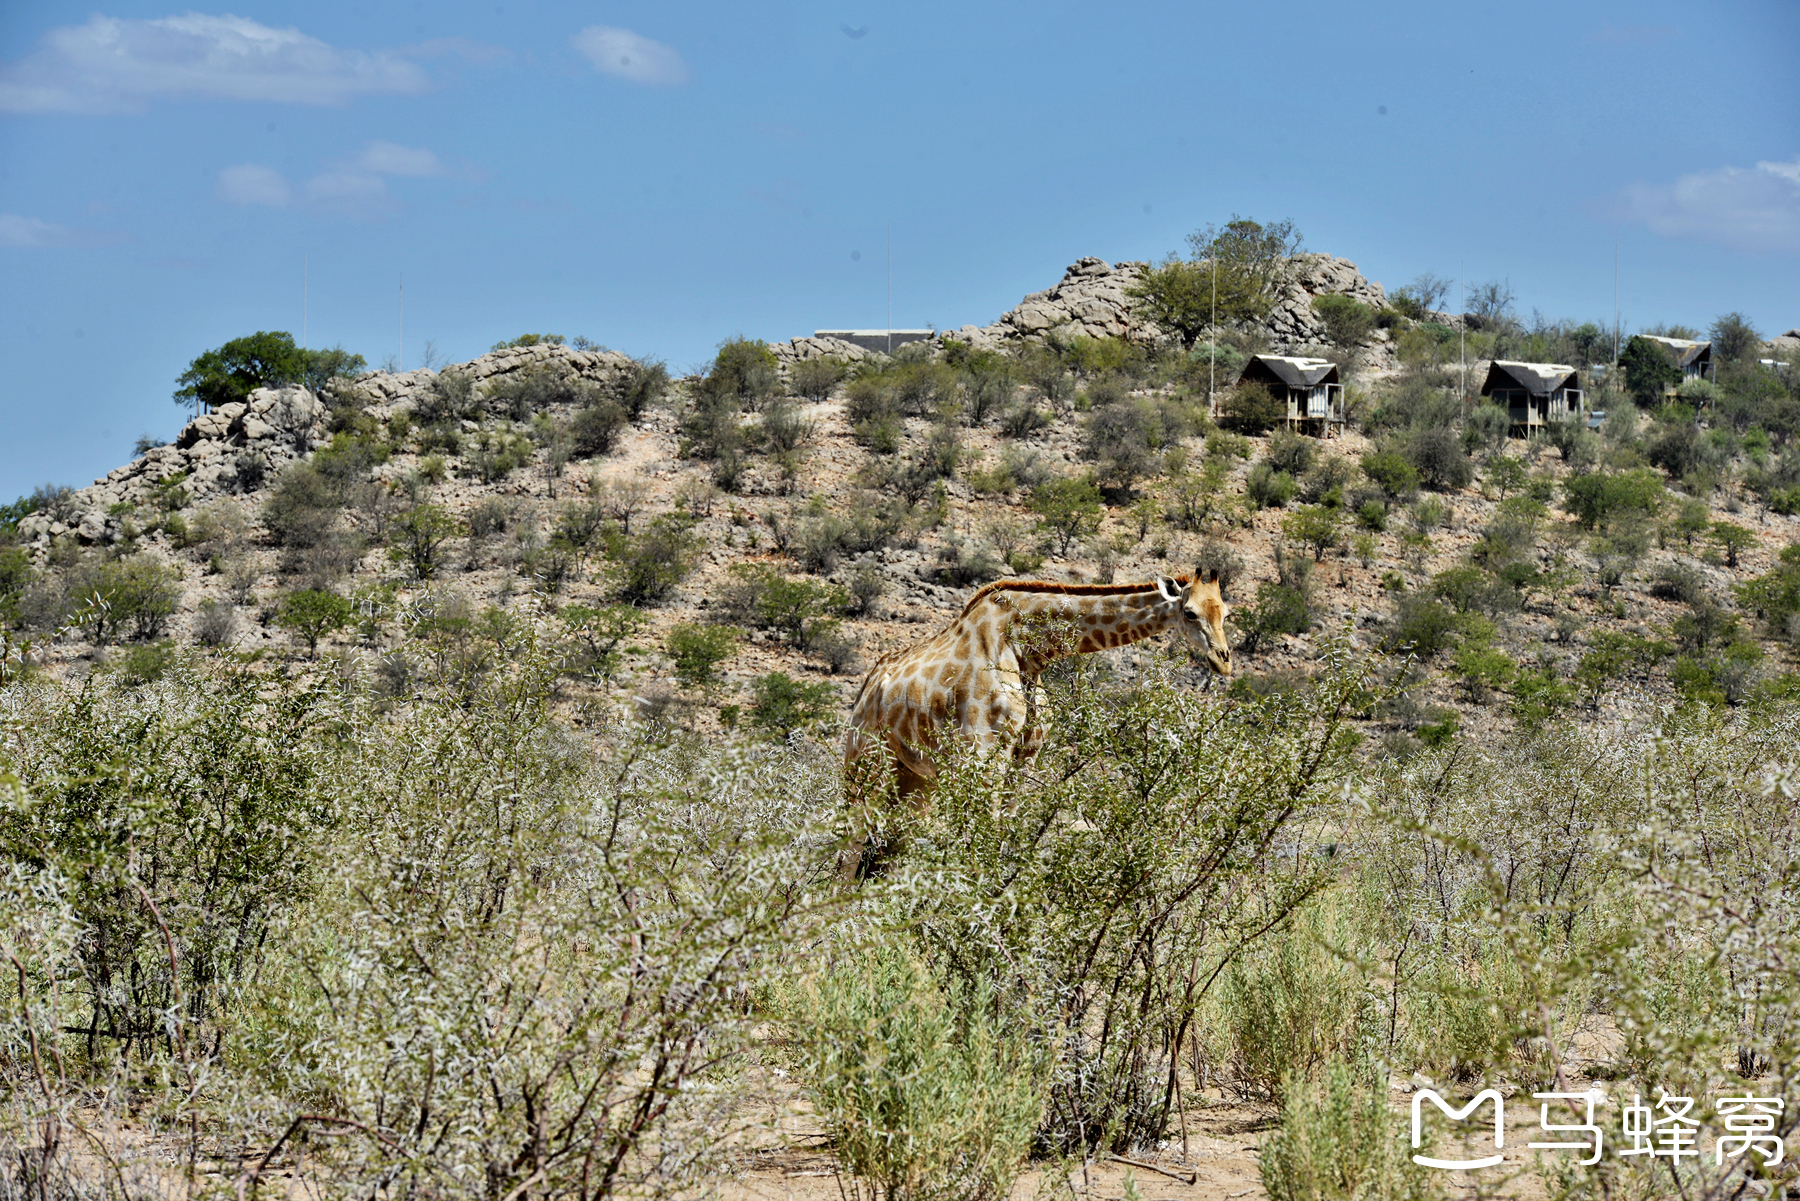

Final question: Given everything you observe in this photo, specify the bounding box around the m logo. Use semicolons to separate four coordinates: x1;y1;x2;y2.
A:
1412;1089;1506;1169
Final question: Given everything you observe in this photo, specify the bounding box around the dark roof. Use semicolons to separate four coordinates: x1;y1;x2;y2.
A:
1481;360;1579;397
1240;354;1339;390
1641;335;1712;370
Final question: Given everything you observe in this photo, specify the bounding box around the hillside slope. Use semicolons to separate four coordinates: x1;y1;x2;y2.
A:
7;252;1799;749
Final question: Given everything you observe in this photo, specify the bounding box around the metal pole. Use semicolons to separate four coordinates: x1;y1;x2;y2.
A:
302;252;307;349
399;273;404;370
1613;244;1620;367
1459;262;1465;406
886;224;892;354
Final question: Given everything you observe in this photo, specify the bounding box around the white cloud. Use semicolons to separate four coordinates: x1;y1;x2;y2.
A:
1621;155;1800;254
355;140;448;177
303;170;395;219
571;26;688;86
0;212;127;247
216;163;293;207
214;142;461;220
0;13;430;114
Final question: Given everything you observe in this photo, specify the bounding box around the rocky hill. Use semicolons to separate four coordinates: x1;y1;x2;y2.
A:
7;252;1799;750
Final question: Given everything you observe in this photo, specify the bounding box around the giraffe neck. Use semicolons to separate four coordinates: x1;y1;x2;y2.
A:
999;587;1181;673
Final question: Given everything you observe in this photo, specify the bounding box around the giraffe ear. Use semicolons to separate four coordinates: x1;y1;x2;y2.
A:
1155;575;1182;602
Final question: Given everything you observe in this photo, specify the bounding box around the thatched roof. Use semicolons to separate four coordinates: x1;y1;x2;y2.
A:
1481;360;1579;397
1641;335;1712;370
1240;354;1339;390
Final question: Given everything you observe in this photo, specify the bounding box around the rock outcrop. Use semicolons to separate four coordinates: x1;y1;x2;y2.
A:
18;341;636;546
991;256;1150;343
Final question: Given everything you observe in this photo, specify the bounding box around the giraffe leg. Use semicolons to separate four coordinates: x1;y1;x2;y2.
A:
839;733;936;884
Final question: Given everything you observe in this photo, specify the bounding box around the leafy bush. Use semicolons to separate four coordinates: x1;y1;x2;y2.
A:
899;645;1371;1153
1360;447;1421;497
791;355;849;401
1563;468;1664;530
68;555;182;643
614;357;670;418
172;330;309;410
571;398;630;457
557;602;647;680
747;670;837;736
719;562;850;647
1219;380;1283;432
276;587;353;656
1382;594;1459;658
1620;334;1681;402
1311;294;1377;347
603;513;699;604
1404;427;1472;492
1080;401;1160;494
1283;504;1343;563
666;622;739;689
703;337;780;409
792;945;1046;1201
416;367;476;423
261;462;341;549
0;666;328;1065
1259;1059;1435;1201
1265;428;1316;477
388;504;458;579
1026;477;1103;555
1245;461;1298;510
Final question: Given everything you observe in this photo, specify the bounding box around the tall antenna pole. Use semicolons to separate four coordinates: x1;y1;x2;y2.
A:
398;273;404;371
1613;243;1620;367
302;252;308;349
1210;253;1217;416
886;224;892;354
1459;261;1466;405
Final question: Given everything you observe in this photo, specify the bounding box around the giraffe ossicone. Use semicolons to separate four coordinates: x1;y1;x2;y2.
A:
841;570;1231;872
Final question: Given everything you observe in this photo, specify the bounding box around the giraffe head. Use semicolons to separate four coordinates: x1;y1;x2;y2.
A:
1158;570;1231;676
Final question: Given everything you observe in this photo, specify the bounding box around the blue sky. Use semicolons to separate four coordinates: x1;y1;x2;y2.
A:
2;0;1797;500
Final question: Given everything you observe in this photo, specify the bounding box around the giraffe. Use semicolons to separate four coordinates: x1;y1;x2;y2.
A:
841;570;1231;870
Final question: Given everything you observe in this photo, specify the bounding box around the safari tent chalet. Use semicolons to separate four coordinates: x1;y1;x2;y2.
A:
1641;335;1715;386
1238;355;1345;435
1480;361;1584;435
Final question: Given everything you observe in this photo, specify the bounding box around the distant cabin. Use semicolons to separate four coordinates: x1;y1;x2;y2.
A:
1238;355;1345;435
1480;361;1584;434
1641;335;1714;386
813;329;935;354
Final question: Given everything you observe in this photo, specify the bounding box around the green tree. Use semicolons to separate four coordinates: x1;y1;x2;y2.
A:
604;513;699;605
174;331;310;411
1708;312;1761;365
1709;521;1755;569
277;588;353;656
559;603;647;680
747;671;836;737
667;623;740;690
1670;497;1711;548
302;345;368;392
1027;477;1103;555
1563;469;1664;530
389;504;458;580
1281;504;1342;562
1311;295;1376;347
1619;335;1680;404
1452;643;1516;703
1128;216;1303;345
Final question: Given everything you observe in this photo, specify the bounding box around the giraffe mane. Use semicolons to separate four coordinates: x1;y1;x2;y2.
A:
959;575;1194;617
